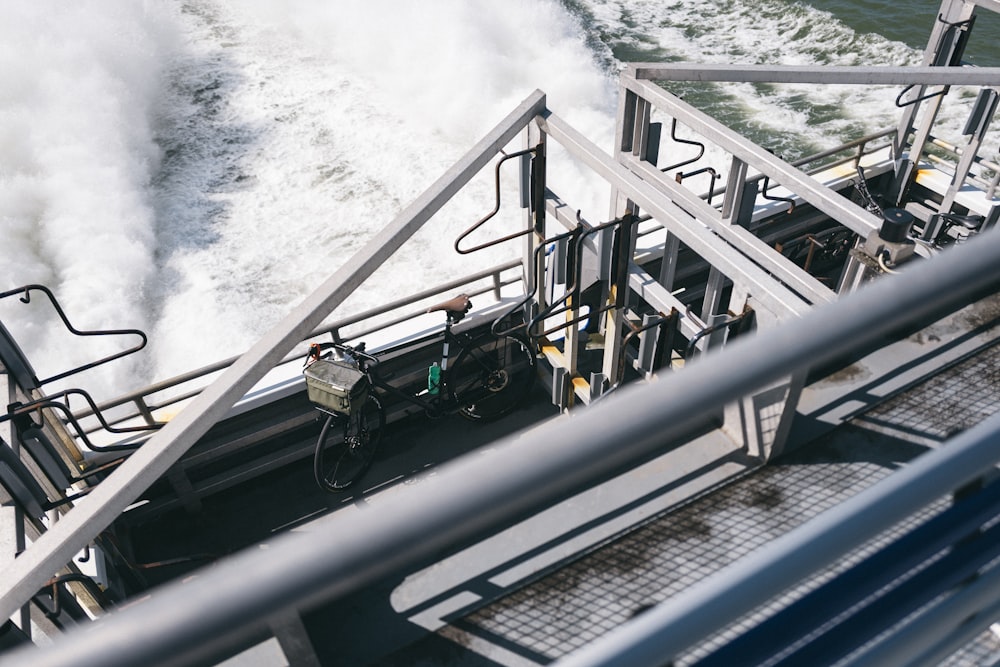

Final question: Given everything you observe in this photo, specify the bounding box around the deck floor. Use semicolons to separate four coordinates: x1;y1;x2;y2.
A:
377;339;1000;666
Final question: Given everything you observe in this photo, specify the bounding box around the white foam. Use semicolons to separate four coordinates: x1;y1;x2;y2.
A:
0;1;178;398
144;0;618;382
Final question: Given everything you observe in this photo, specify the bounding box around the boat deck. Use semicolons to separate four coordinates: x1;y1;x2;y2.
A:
115;296;1000;666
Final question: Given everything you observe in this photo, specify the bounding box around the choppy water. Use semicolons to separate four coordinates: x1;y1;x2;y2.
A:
0;0;996;399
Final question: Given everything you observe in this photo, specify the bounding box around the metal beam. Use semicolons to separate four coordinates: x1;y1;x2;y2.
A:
537;111;812;318
623;77;883;238
0;89;548;625
8;207;1000;667
625;156;836;305
628;63;1000;86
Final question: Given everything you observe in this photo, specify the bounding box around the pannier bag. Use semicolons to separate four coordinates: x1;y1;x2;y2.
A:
304;358;370;415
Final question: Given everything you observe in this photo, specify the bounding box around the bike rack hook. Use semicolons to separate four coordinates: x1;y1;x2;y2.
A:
454;145;540;255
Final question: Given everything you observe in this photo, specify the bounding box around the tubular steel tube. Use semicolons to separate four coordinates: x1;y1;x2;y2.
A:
6;235;1000;665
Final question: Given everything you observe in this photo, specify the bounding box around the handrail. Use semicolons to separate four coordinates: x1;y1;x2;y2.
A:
10;207;1000;667
924;134;1000;195
73;260;523;435
675;166;720;205
4;388;160;453
559;409;1000;667
0;284;148;386
760;174;795;214
660;118;706;173
740;128;895;184
682;308;754;361
895;82;949;108
528;215;633;338
613;311;677;387
493;213;630;339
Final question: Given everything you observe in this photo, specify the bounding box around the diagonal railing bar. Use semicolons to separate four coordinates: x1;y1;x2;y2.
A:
537;110;812;318
0;89;548;626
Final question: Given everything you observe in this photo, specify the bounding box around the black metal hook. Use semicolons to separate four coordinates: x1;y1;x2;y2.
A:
675;166;720;205
895;83;949;109
684;309;754;360
897;13;974;107
490;212;631;339
4;386;161;452
0;284;148;386
761;175;795;214
454;145;540;255
661;118;706;174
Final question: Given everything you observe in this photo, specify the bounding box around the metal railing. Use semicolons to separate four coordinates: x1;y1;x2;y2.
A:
5;193;1000;667
560;405;1000;667
72;260;523;436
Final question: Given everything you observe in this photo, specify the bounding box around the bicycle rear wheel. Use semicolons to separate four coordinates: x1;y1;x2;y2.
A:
313;394;384;492
449;334;536;421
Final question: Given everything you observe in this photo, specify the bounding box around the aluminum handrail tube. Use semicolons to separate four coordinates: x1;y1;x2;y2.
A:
7;233;1000;667
88;271;519;431
694;480;1000;667
793;128;895;171
627;63;1000;87
78;274;524;435
0;89;548;629
842;557;1000;666
972;0;1000;15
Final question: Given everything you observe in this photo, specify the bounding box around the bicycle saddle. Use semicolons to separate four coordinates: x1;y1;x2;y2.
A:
427;294;472;322
939;213;984;230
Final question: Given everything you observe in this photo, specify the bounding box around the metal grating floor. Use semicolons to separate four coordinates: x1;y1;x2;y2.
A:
448;440;928;664
440;341;1000;665
854;339;1000;445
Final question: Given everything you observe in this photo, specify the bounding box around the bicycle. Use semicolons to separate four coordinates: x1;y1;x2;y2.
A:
303;294;536;492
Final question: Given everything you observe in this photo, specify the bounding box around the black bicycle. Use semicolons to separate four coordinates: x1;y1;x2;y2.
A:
303;294;536;492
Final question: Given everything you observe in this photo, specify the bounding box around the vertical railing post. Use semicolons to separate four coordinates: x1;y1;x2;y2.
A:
931;88;999;238
601;212;636;384
721;156;751;227
523;122;548;327
2;372;31;640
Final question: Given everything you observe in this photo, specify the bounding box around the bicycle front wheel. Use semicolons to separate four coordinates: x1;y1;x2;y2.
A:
449;334;536;421
313;394;384;492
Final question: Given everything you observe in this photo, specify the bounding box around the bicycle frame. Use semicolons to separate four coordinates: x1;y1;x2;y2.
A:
305;297;535;492
307;292;533;426
364;321;473;419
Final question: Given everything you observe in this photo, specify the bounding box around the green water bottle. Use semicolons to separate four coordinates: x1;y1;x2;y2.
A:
428;362;441;395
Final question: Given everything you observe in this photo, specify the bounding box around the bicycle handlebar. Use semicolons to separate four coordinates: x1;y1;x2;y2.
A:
305;341;380;369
